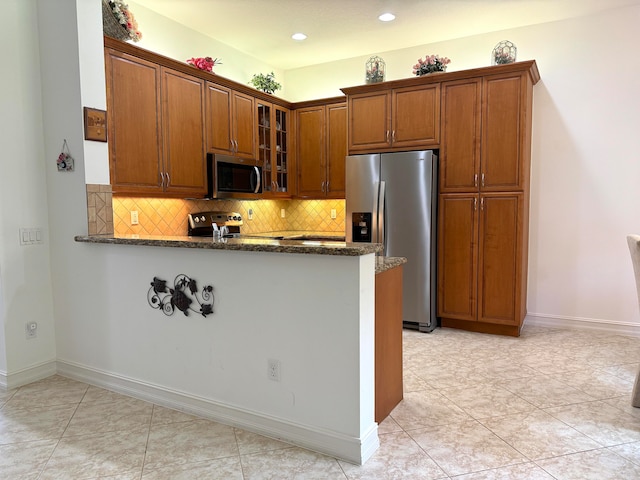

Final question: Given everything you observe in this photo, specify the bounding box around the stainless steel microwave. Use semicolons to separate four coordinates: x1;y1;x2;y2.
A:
207;154;262;199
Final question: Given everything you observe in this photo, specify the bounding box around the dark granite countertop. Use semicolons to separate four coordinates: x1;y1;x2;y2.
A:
74;234;382;256
375;256;407;274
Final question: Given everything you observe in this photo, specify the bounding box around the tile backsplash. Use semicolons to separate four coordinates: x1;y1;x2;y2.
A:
112;196;345;236
86;184;114;235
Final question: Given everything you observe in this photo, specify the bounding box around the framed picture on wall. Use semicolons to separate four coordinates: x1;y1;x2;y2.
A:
83;107;107;142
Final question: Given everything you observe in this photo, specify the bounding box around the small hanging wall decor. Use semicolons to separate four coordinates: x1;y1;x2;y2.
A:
57;139;74;172
83;107;107;142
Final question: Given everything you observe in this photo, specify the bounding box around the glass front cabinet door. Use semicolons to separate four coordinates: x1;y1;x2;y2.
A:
257;101;290;197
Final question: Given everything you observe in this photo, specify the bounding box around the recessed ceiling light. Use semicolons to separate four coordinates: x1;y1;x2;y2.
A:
378;13;395;22
292;33;307;41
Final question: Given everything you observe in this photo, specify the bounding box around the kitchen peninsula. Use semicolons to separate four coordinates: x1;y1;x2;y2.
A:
74;233;403;465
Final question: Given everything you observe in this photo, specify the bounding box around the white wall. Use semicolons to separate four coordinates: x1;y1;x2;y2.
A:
0;0;56;386
128;2;285;96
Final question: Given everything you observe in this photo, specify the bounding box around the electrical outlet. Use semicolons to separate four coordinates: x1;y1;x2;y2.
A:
330;209;337;219
268;359;281;382
280;208;286;218
130;211;139;225
248;208;254;220
25;322;37;339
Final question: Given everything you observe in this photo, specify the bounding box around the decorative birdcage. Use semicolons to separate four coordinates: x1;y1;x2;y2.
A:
365;56;386;84
492;40;517;65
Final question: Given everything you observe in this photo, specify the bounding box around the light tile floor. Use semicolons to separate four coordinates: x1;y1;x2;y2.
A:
2;324;640;479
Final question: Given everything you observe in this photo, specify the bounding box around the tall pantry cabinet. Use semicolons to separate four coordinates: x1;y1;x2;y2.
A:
437;63;538;336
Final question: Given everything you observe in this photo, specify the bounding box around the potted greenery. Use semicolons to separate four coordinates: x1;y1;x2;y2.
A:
249;72;281;94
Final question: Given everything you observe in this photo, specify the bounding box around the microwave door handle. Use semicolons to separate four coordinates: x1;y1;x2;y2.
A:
252;166;261;193
378;181;386;251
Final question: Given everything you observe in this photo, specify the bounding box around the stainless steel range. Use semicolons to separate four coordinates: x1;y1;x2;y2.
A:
187;211;243;237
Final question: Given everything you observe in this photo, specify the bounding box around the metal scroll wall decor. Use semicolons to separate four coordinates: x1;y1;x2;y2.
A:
148;274;214;317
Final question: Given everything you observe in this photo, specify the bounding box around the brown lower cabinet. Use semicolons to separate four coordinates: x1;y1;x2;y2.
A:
375;264;404;423
437;193;527;336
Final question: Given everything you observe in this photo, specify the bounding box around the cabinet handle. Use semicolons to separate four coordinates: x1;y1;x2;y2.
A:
481;197;484;211
392;130;396;143
474;198;477;211
234;139;238;152
160;171;165;187
166;172;170;187
481;173;485;187
321;181;325;193
386;130;390;143
326;181;330;192
474;174;478;187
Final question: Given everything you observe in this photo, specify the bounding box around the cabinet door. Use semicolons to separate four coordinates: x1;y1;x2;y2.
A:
232;91;255;159
440;79;482;192
273;106;291;196
481;74;526;191
161;68;206;196
348;91;391;152
258;103;291;197
437;194;478;322
478;194;523;325
206;83;232;154
391;85;440;148
326;103;347;198
105;49;162;194
296;106;325;197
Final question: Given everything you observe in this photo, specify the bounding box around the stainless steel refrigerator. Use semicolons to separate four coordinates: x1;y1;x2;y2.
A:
345;151;438;332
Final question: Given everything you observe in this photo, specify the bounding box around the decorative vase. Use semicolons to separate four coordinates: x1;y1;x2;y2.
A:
492;40;517;65
365;56;386;84
417;65;447;76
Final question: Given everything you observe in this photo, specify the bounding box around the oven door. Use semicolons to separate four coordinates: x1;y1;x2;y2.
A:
210;155;262;199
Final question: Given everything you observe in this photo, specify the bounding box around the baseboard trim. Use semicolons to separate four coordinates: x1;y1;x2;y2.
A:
56;360;377;465
525;313;640;337
0;360;57;390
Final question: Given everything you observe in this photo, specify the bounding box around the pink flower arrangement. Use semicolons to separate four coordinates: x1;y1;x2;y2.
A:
186;57;222;73
413;55;451;76
106;0;142;42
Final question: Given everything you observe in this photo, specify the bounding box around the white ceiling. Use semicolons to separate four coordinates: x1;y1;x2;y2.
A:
132;0;640;70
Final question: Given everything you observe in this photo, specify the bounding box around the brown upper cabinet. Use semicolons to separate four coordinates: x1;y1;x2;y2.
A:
296;101;347;198
206;83;255;159
257;101;292;197
345;84;440;153
105;48;206;197
440;71;532;193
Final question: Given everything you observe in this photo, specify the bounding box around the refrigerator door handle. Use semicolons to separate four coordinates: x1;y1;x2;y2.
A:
378;180;386;250
371;182;379;243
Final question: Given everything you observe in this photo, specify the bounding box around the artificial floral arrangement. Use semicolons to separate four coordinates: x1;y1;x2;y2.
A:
186;57;222;73
493;51;515;64
413;54;451;76
492;40;517;65
249;72;281;94
366;59;385;84
102;0;142;42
